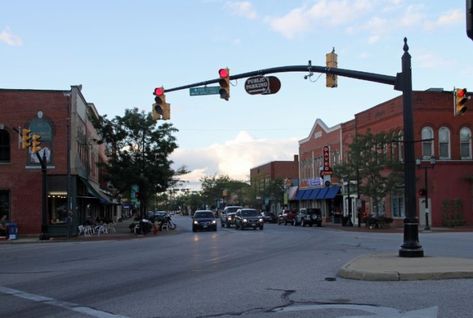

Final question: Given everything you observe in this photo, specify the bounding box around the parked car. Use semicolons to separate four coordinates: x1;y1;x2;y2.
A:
294;208;322;227
234;208;264;230
261;212;277;223
220;205;242;228
277;209;296;225
192;210;217;232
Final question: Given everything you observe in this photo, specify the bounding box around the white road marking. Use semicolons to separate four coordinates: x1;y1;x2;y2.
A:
0;286;130;318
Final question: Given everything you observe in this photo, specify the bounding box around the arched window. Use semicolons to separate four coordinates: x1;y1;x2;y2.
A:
421;127;434;158
0;129;10;162
460;127;472;159
438;127;451;159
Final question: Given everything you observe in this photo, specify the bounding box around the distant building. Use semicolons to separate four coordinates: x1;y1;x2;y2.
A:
250;155;299;214
0;86;120;237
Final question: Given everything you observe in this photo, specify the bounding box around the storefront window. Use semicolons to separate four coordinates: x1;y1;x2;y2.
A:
0;190;9;219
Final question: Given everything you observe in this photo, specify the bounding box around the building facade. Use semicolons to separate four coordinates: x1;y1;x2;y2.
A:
300;89;473;227
0;87;119;237
250;155;299;213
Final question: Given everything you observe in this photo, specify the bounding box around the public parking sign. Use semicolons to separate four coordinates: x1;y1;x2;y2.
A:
245;76;281;95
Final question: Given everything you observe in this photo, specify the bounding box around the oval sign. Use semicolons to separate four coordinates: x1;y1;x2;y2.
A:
245;76;269;95
263;76;281;95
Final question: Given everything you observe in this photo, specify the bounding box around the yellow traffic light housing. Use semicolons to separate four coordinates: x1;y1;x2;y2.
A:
31;134;42;153
21;128;32;149
326;48;338;88
218;68;230;100
454;88;468;116
152;87;171;121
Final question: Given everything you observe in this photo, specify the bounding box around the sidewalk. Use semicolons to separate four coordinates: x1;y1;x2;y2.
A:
0;218;175;244
338;253;473;281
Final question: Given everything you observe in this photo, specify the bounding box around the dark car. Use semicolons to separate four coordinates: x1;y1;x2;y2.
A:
261;212;277;223
220;205;242;228
234;208;264;230
192;210;217;232
277;209;296;225
294;208;322;227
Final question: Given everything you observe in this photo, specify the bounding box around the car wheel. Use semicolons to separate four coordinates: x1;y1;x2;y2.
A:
259;226;264;230
192;227;197;232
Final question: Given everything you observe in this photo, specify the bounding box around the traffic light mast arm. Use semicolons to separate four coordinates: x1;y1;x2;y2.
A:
164;65;398;93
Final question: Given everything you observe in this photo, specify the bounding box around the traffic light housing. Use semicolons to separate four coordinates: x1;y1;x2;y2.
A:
153;87;171;121
21;128;32;149
31;133;42;153
454;88;468;116
326;48;338;88
218;68;230;100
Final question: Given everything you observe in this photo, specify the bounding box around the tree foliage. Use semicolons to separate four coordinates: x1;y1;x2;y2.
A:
91;108;187;212
333;129;404;215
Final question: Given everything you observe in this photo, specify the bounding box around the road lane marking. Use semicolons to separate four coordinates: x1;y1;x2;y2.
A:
0;286;130;318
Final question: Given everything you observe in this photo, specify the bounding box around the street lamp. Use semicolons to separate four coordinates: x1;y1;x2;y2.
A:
343;177;353;227
416;156;436;231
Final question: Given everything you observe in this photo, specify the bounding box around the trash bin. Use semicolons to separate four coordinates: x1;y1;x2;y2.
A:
7;223;18;240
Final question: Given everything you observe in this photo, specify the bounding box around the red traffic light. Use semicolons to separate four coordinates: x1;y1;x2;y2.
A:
219;68;229;78
153;87;165;96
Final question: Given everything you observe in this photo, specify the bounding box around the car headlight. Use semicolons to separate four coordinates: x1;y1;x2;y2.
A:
193;220;198;224
259;218;263;222
227;217;231;220
212;220;216;224
243;218;248;223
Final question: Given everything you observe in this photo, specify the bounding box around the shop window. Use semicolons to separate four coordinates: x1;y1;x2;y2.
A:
460;127;472;159
0;129;10;163
421;127;434;159
0;190;10;220
438;127;451;159
391;192;405;218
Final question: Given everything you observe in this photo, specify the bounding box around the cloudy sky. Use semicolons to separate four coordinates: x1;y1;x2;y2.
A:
2;1;471;189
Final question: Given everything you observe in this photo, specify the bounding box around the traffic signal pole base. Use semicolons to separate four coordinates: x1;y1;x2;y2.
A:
399;220;424;257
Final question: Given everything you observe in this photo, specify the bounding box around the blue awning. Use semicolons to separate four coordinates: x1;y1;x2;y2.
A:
316;187;328;199
301;189;313;200
308;188;321;200
324;185;341;199
294;189;305;200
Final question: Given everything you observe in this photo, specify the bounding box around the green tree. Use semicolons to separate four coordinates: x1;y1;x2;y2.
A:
91;108;186;215
200;175;250;209
333;129;404;216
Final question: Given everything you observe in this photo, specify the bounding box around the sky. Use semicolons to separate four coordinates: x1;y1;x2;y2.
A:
2;0;472;190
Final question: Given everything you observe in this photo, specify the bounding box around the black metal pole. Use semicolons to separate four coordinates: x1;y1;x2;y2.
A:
399;38;423;257
37;151;49;240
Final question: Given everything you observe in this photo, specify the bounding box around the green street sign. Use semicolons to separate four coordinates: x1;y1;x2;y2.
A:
190;86;220;96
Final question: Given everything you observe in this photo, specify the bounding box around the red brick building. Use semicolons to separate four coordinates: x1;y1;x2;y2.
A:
250;155;299;213
299;89;473;227
0;87;118;237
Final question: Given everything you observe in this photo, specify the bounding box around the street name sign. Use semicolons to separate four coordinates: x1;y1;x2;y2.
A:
190;86;220;96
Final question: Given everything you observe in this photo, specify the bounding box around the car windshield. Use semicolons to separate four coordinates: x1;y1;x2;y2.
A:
194;212;214;218
241;210;258;217
225;207;241;213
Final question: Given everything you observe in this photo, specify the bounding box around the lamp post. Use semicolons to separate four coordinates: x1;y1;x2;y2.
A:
416;157;436;231
344;177;353;226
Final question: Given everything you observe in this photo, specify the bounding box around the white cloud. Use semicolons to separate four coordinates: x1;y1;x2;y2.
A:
171;131;298;187
424;9;462;30
225;1;258;20
266;0;374;39
0;27;22;46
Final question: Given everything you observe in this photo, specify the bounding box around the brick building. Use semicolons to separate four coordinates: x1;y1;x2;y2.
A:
299;89;473;227
250;155;299;213
0;87;119;237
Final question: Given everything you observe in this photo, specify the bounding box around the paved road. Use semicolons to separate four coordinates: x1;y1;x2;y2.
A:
1;215;472;317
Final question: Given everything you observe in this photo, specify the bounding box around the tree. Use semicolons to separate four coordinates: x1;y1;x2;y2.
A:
333;129;404;216
200;175;250;209
91;108;187;215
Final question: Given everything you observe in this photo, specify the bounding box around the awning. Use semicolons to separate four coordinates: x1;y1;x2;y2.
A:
294;189;305;200
314;187;327;199
301;189;314;200
288;186;298;200
324;185;341;199
80;178;113;205
308;188;321;200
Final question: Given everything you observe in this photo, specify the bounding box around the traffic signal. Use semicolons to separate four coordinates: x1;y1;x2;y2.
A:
31;133;41;153
218;68;230;100
153;87;171;121
21;128;32;149
326;48;338;88
454;88;468;116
